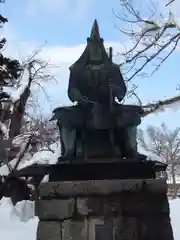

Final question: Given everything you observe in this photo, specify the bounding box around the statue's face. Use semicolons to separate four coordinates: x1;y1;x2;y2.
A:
88;40;103;62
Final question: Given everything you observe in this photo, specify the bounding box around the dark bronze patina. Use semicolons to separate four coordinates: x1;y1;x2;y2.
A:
51;19;146;161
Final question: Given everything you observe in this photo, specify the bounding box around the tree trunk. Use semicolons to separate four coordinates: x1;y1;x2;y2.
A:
9;87;30;138
171;162;177;199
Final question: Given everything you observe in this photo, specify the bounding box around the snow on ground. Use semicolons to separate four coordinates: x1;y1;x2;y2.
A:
170;199;180;240
0;197;38;240
0;197;179;240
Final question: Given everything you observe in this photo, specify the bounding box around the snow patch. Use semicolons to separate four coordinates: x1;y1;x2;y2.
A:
14;200;35;222
0;197;38;240
0;141;61;175
10;68;29;103
170;199;180;240
138;146;162;161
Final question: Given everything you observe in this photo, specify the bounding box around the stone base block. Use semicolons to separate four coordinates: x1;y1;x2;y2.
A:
36;179;174;240
37;222;61;240
38;179;166;197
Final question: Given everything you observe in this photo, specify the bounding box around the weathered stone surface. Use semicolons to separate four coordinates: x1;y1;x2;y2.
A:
77;197;122;217
77;193;169;217
77;198;92;215
114;214;174;240
114;216;138;240
157;216;174;240
35;199;74;220
121;193;170;215
39;179;166;197
36;179;174;240
62;220;86;240
36;221;61;240
88;218;115;240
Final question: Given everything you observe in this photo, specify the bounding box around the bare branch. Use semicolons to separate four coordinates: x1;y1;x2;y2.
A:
115;0;180;80
166;0;176;7
139;123;180;197
13;136;32;171
142;95;180;116
128;33;180;81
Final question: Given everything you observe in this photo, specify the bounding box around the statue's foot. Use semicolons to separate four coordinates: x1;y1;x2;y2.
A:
124;150;147;161
135;153;147;161
58;151;74;163
109;148;121;158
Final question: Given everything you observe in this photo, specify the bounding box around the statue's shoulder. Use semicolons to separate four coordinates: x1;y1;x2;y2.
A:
69;64;83;74
109;63;121;72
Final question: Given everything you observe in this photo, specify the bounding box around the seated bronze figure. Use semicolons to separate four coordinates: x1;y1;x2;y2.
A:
50;19;146;162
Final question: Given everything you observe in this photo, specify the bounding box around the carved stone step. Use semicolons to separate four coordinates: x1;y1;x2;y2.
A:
38;179;167;198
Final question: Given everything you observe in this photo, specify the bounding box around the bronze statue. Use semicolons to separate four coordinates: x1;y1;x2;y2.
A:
51;19;146;161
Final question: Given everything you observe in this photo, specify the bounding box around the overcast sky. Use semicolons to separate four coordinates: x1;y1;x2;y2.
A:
1;0;180;129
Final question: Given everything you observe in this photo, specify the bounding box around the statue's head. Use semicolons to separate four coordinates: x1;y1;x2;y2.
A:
87;19;104;63
69;19;111;70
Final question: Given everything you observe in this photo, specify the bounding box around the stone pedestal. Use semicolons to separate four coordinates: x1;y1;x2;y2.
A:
35;179;174;240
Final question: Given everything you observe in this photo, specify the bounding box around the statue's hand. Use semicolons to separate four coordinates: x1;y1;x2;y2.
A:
82;96;89;101
79;96;89;105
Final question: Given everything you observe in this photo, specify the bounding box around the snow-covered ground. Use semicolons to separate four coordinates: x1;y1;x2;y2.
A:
0;198;38;240
170;199;180;240
0;197;179;240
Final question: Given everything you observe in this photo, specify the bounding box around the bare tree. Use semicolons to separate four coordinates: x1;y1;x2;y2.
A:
0;53;58;203
0;45;57;160
9;47;56;138
138;123;180;198
114;0;180;113
115;0;179;79
21;113;59;154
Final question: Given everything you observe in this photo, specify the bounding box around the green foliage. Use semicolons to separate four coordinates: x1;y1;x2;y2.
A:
0;0;22;88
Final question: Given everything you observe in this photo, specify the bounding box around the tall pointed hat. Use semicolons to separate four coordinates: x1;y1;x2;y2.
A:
90;19;101;41
70;19;111;69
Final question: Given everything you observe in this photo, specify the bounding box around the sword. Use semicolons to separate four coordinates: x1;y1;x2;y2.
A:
108;80;116;153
